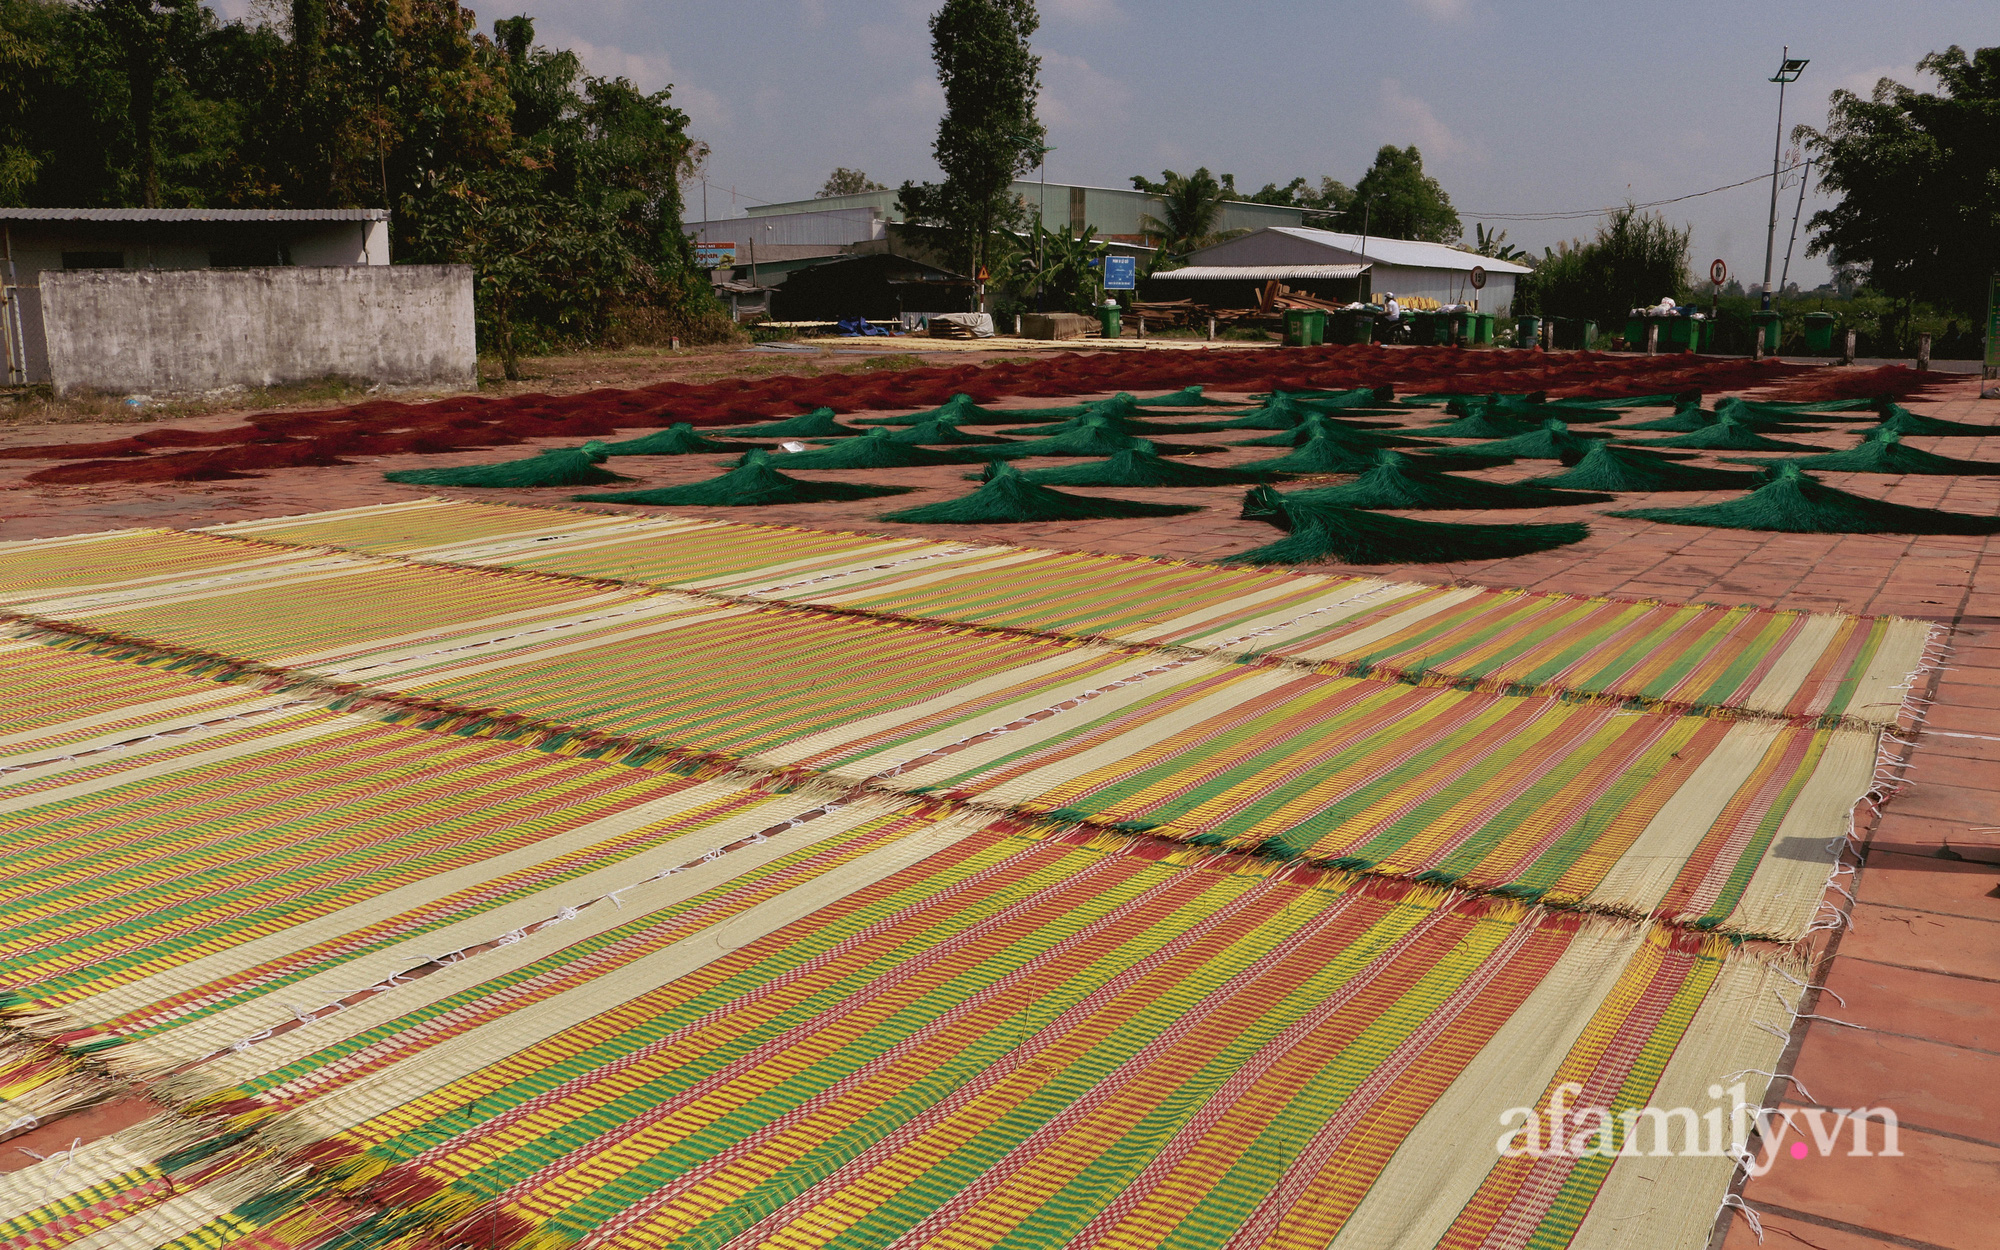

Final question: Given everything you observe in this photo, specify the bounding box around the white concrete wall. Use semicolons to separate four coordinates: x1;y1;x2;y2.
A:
1371;264;1516;313
38;264;474;396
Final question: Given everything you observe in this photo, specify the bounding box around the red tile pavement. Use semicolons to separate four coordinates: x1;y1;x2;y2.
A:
0;367;1995;1247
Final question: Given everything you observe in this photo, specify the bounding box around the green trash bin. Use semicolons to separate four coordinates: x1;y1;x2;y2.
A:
1514;315;1542;349
1802;312;1836;355
1750;310;1781;354
1409;311;1448;345
1330;310;1375;344
1097;303;1122;339
1282;308;1326;347
1471;312;1495;345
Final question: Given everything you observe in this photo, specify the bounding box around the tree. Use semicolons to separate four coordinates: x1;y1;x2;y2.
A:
1133;167;1245;256
1799;45;2000;318
416;16;715;377
1350;145;1460;243
895;0;1043;281
1471;222;1526;261
818;167;884;197
1027;220;1105;313
1247;174;1352;227
1515;205;1690;324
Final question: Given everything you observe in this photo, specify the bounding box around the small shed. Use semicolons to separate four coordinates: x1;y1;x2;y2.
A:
1181;227;1530;313
1;208;391;384
769;253;974;323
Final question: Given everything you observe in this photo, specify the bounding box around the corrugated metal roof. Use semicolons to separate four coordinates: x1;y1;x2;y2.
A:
0;208;388;223
1189;227;1532;275
1268;227;1533;274
1151;264;1369;281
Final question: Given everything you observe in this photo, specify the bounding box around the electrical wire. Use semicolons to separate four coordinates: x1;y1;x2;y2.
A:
1463;161;1811;222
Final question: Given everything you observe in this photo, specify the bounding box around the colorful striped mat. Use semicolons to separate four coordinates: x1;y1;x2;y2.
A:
202;497;638;555
9;574;1866;939
0;699;850;1128
1;823;1796;1250
865;661;1868;938
179;499;1931;727
62;559;639;667
0;638;287;764
790;555;1933;726
0;528;327;611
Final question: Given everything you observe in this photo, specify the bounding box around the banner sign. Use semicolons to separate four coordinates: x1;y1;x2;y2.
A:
695;243;738;269
1103;254;1136;291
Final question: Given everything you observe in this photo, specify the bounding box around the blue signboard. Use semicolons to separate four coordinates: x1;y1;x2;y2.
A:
1103;254;1136;291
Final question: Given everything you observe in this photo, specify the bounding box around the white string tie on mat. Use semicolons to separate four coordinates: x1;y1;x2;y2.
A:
1718;1194;1764;1242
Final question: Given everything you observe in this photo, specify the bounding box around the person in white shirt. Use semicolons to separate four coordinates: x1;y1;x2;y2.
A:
1381;293;1401;322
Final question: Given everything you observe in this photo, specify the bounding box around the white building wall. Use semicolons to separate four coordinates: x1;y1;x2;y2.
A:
38;265;474;395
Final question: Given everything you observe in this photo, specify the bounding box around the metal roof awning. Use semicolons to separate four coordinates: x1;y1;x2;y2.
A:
1151;264;1370;281
0;208;389;222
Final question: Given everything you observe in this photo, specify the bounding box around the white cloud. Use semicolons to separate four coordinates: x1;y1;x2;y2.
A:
542;29;732;129
1377;78;1469;163
1043;0;1125;26
1037;50;1132;133
1406;0;1470;20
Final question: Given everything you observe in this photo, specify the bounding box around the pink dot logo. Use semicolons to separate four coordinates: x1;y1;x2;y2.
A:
1790;1141;1809;1160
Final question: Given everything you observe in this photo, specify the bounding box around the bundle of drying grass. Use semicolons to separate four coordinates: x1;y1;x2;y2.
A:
996;403;1230;437
1285;449;1613;510
1729;395;1881;415
1232;430;1415;475
385;441;629;488
1711;396;1865;426
601;424;758;455
1616;416;1824;453
1205;393;1320;431
1724;430;2000;476
850;393;1061;426
1406;409;1540;439
1453;419;1617;464
880;460;1203;523
711;408;861;438
1132;385;1247;407
875;416;1015;446
734;428;986;469
1232;485;1589;565
1872;403;1994;438
572;450;912;506
1259;385;1397;407
1233;412;1441;450
1558;390;1700;408
1448;394;1623;424
986;415;1213;459
1523;441;1765;491
1610;462;2000;533
1008;447;1280;487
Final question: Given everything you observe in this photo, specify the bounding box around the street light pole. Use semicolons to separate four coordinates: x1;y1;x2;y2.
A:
1761;48;1809;311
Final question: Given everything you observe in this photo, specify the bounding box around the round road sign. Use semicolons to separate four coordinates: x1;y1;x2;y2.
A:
1468;265;1487;290
1709;258;1728;286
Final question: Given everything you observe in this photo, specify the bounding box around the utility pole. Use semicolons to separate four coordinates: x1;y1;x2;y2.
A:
1761;49;1809;310
1779;159;1811;297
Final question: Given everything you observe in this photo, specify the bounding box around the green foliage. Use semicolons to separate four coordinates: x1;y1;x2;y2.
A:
895;0;1043;278
1351;145;1460;243
818;167;885;197
1247;175;1352;227
0;2;721;366
1471;223;1526;261
1133;167;1245;257
1515;205;1691;324
1799;45;2000;318
1028;220;1106;313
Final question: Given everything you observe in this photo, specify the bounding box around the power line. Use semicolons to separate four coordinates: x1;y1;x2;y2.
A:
1463;161;1812;223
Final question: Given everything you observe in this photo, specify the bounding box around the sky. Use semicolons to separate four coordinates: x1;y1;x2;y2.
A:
206;0;1994;289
